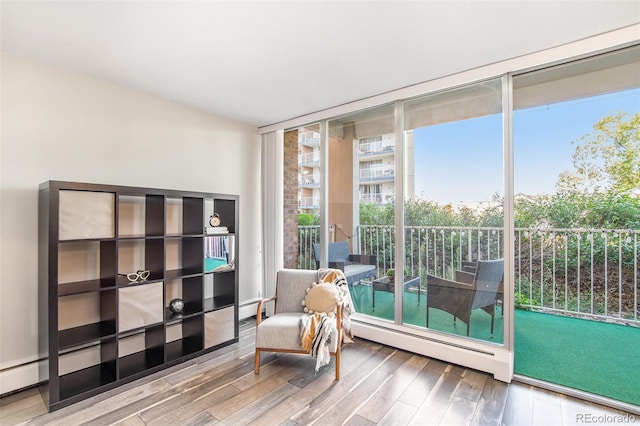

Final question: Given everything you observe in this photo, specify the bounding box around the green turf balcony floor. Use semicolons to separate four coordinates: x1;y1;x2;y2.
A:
514;309;640;407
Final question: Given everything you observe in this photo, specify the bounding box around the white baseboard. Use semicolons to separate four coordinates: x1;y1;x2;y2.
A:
0;361;41;395
352;321;512;382
239;299;259;320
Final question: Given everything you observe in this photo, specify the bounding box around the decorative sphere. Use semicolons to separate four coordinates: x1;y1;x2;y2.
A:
169;298;184;314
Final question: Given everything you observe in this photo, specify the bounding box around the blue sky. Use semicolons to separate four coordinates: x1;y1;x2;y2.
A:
412;88;640;205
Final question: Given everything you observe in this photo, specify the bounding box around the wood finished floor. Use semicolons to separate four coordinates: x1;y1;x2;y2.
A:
1;320;636;426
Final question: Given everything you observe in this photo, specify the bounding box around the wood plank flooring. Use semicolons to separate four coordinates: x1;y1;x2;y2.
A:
1;320;636;426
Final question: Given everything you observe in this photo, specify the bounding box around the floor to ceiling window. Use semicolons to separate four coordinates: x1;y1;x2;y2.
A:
327;104;396;320
513;46;640;405
402;79;505;344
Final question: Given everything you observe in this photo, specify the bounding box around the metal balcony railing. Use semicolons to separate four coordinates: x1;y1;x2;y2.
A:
297;225;639;326
299;173;320;187
298;152;320;165
298;197;320;210
358;141;395;157
359;165;395;182
299;131;320;146
359;192;395;204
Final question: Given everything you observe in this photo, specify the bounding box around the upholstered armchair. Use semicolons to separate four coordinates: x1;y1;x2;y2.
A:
254;269;344;380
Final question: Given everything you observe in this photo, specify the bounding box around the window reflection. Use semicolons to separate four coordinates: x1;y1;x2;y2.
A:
328;104;396;321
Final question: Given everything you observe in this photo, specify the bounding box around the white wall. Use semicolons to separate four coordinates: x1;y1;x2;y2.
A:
0;52;262;394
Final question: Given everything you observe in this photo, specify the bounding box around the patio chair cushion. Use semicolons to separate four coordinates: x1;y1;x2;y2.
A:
344;264;376;283
256;312;339;352
313;242;377;285
303;282;341;315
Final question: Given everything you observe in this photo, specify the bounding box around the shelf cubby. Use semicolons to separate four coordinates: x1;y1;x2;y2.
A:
58;363;117;401
58;240;117;286
183;197;204;236
204;308;234;349
212;198;236;234
117;195;146;238
204;271;236;312
166;236;203;277
165;316;203;361
118;282;163;333
58;337;117;401
58;290;116;343
204;235;233;273
117;239;164;286
118;325;165;379
118;193;164;238
59;190;115;241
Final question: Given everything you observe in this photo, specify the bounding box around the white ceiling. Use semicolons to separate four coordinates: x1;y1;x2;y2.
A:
2;1;639;128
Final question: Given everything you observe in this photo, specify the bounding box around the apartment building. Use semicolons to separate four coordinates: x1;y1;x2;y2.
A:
298;129;414;211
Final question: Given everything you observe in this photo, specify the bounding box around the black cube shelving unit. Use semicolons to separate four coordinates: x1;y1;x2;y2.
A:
39;181;239;412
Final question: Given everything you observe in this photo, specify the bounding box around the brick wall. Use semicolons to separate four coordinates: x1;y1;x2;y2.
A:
283;129;299;269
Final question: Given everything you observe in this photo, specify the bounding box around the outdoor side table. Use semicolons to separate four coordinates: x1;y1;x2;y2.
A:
372;276;421;310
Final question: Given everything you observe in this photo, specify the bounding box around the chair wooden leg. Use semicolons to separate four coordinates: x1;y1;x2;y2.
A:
335;348;341;381
255;349;260;374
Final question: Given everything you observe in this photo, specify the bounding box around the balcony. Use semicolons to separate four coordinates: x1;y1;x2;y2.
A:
298;196;320;210
359;192;394;204
359;165;395;183
298;131;320;147
358;141;395;158
298;224;639;326
298;151;320;167
299;173;320;188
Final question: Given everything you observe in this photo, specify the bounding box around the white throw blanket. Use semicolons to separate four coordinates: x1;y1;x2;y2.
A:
300;313;336;372
317;268;354;344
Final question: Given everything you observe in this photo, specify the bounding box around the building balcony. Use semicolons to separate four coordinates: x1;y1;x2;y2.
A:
359;192;394;204
358;142;395;158
299;173;320;188
298;152;320;166
298;196;320;210
359;165;395;183
298;131;320;147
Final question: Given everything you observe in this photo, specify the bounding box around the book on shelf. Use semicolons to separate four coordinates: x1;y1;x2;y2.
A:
206;226;228;235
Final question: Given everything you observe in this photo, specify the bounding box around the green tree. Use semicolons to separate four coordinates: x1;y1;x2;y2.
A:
298;213;319;226
557;112;640;193
360;201;395;225
514;192;640;229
